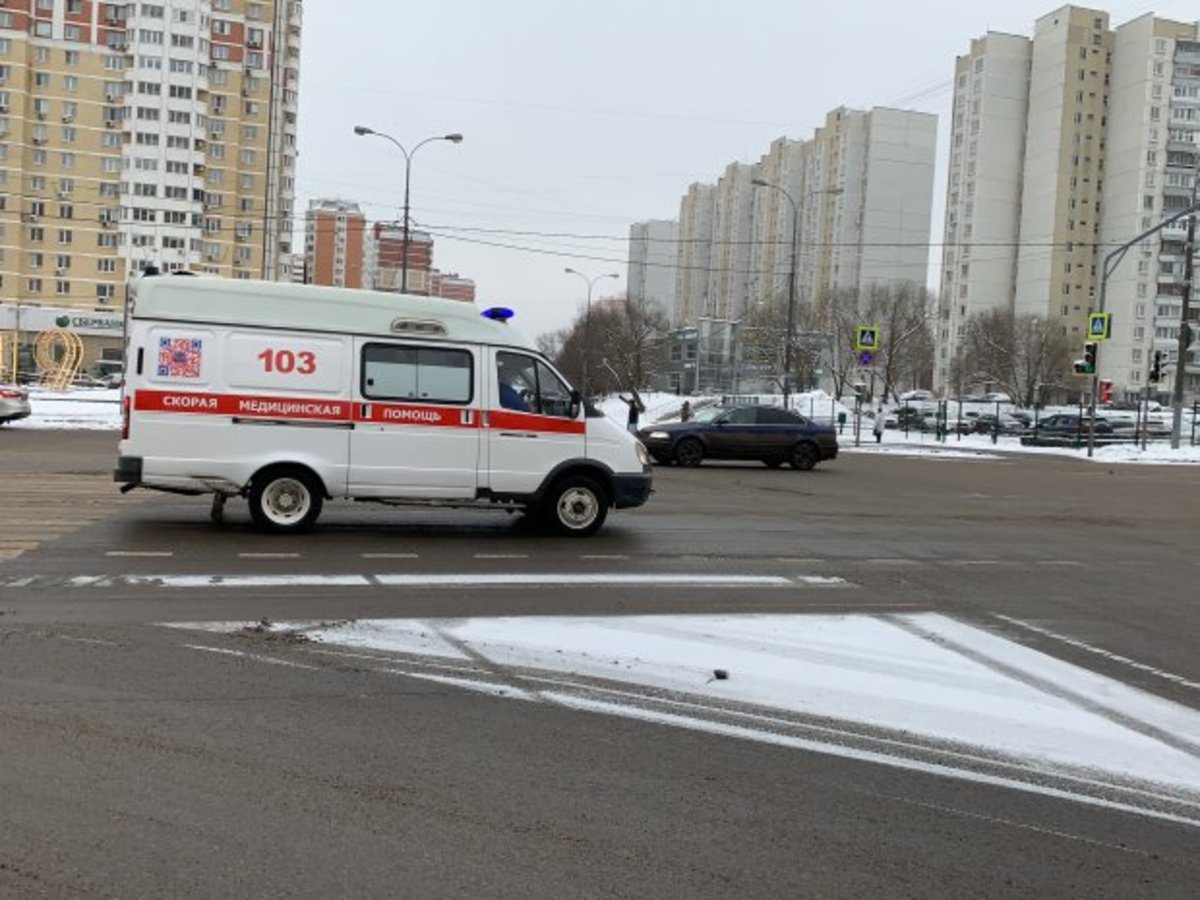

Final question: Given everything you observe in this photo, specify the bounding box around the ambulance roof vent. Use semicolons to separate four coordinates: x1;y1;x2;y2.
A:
481;306;514;323
390;317;447;337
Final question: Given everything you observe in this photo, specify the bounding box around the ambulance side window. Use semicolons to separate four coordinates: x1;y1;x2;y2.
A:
362;344;472;404
535;361;573;418
496;352;573;418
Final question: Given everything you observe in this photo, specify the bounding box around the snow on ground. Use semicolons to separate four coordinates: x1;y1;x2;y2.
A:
8;386;122;431
176;612;1200;824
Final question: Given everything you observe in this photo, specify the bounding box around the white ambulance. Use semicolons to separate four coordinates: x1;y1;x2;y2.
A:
114;275;653;536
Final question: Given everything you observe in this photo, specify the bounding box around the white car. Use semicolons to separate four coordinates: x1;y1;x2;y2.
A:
0;384;31;425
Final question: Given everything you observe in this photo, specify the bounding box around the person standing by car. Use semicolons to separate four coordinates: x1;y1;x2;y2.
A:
619;391;645;433
680;400;692;422
873;405;886;443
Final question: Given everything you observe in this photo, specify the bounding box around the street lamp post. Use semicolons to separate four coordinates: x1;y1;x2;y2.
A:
353;126;463;294
564;268;619;399
752;179;842;409
752;179;799;409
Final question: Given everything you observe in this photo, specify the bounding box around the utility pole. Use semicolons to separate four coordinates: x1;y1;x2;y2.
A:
1170;164;1198;450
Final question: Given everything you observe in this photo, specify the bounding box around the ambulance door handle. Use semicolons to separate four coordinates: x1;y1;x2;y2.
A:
499;432;538;439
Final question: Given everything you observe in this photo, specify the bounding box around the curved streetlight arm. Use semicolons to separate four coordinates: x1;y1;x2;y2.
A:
353;126;463;293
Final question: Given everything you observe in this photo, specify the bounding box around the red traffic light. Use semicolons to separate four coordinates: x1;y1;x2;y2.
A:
1099;379;1113;405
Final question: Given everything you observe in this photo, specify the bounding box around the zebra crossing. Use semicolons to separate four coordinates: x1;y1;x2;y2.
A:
0;473;132;560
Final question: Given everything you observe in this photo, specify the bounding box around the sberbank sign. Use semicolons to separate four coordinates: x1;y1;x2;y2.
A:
54;314;123;331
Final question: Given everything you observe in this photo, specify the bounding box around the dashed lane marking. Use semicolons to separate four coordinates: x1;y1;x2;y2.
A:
238;552;301;559
360;552;420;559
106;551;175;558
473;553;530;560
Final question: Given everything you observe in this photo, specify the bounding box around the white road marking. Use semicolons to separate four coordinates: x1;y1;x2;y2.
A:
131;574;373;588
473;553;529;559
360;552;420;559
106;551;174;558
1035;560;1085;567
374;573;793;587
549;696;1200;828
580;554;630;560
238;552;301;559
181;644;322;671
995;615;1200;692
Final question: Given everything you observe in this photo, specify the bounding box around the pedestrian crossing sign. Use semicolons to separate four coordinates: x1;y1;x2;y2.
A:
854;325;880;351
1088;312;1111;341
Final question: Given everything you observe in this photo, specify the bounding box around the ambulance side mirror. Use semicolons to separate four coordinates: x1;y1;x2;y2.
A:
569;390;583;419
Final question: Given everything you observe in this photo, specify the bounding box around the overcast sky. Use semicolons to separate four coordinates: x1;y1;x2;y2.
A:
294;0;1191;341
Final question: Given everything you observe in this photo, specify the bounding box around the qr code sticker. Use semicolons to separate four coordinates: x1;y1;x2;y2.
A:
157;337;203;378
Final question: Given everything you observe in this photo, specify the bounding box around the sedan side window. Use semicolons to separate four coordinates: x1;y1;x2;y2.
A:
723;407;756;425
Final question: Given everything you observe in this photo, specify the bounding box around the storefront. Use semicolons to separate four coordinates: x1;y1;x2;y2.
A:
0;303;125;381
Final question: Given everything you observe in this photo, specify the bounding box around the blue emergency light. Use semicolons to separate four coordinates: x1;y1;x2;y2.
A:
481;307;515;323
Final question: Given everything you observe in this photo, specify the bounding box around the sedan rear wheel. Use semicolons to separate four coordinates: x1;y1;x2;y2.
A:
674;438;704;468
789;442;819;471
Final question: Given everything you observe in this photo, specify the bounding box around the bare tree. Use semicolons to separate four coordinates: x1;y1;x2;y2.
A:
955;309;1072;405
546;294;670;396
825;283;935;401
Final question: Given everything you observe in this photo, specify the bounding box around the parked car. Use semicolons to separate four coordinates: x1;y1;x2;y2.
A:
0;384;32;425
970;413;1026;435
1026;414;1114;438
638;405;838;470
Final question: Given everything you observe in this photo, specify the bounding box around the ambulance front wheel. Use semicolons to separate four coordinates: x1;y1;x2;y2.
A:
248;466;324;533
542;475;608;537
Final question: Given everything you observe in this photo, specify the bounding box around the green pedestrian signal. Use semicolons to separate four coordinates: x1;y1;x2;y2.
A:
1072;341;1098;375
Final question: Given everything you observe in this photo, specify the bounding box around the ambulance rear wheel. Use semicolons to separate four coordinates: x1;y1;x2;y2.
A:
249;466;323;533
542;475;608;537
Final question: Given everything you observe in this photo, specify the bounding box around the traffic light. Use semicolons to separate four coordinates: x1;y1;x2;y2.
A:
1149;350;1163;383
1073;341;1098;375
1099;379;1113;405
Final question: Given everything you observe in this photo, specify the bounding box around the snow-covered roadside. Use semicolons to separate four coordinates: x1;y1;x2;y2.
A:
9;386;1200;465
7;387;121;430
597;391;1200;465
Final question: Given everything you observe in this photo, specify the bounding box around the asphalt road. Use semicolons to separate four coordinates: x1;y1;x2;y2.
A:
1;428;1198;898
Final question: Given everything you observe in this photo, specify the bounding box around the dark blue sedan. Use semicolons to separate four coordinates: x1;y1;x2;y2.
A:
637;405;838;470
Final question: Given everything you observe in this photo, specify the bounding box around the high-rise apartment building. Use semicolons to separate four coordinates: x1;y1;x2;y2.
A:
303;198;363;288
365;222;434;294
1100;16;1198;399
936;32;1033;391
627;219;678;322
0;0;301;318
670;106;936;331
673;182;714;327
936;5;1199;401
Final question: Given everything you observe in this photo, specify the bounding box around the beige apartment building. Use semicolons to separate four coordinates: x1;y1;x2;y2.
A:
0;0;301;376
935;5;1199;401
